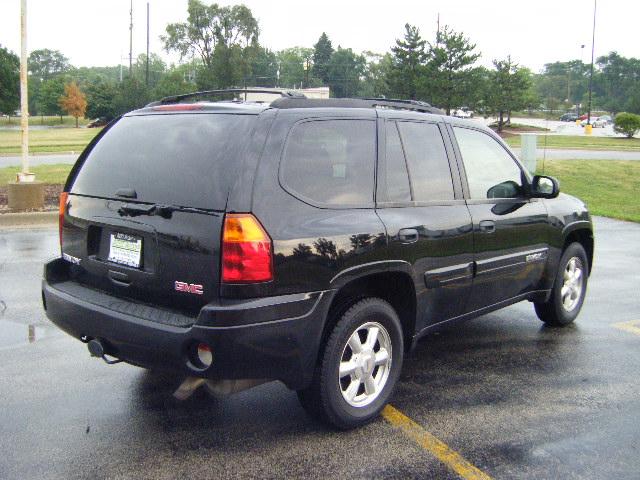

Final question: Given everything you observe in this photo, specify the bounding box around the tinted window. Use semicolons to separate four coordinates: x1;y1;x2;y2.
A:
71;114;256;209
453;127;524;199
397;122;454;202
281;120;375;206
382;122;411;202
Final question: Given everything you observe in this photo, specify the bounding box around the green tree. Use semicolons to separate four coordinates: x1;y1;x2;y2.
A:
28;49;70;81
388;24;427;99
151;64;197;99
0;45;20;115
486;56;532;131
312;32;334;84
359;51;392;98
276;47;314;88
163;0;259;88
326;47;365;98
112;77;150;116
424;25;481;115
37;76;66;120
85;78;118;120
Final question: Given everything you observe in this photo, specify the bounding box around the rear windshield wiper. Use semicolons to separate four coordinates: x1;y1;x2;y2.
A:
118;203;219;218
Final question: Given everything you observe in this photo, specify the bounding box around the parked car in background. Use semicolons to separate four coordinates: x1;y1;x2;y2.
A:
452;108;473;118
581;117;607;128
598;115;613;124
87;117;108;128
560;113;579;122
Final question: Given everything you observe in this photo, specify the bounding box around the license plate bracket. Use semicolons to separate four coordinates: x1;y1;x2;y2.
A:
108;232;142;268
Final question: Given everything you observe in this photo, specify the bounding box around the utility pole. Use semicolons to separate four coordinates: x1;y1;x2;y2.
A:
19;0;29;179
129;0;133;76
146;2;150;85
436;13;440;44
587;0;597;126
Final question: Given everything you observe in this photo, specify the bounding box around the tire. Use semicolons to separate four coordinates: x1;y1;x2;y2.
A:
297;298;404;430
534;242;589;326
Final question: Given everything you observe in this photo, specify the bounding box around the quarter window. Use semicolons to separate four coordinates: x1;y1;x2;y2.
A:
453;127;524;199
281;120;375;206
382;122;411;202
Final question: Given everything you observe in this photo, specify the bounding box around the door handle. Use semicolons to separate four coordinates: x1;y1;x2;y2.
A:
398;228;419;244
478;220;496;234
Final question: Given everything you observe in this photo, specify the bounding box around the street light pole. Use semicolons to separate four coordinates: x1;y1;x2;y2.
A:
587;0;597;126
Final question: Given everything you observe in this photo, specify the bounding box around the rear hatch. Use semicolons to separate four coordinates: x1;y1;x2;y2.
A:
61;111;257;316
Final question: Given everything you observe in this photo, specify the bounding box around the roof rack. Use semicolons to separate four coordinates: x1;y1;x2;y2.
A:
270;97;444;115
146;88;306;107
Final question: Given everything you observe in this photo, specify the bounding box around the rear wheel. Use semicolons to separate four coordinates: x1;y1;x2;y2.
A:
535;242;588;326
297;298;403;429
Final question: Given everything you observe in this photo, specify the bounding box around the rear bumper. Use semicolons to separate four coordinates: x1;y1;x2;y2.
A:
42;258;333;390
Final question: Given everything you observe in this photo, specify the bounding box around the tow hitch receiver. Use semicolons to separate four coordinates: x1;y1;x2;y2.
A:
87;339;122;365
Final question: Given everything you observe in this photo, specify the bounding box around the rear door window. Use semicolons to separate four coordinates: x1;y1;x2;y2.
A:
70;113;256;210
280;119;376;207
397;122;455;202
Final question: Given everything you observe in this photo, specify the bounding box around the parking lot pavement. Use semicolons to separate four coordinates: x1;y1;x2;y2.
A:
0;217;639;479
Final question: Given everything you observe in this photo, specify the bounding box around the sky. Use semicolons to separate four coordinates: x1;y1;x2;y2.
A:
0;0;638;73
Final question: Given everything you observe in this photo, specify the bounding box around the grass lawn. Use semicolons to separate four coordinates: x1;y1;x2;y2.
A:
538;160;640;223
505;135;640;150
1;160;638;223
0;128;101;154
0;163;72;184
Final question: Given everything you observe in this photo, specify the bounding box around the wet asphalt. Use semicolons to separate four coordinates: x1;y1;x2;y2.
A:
0;217;639;480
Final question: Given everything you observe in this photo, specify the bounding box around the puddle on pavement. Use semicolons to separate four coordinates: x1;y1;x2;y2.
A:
0;312;60;349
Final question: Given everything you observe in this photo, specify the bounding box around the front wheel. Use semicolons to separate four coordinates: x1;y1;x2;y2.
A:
297;298;404;429
534;242;589;326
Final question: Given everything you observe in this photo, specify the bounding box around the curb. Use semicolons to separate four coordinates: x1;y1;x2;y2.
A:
0;211;57;228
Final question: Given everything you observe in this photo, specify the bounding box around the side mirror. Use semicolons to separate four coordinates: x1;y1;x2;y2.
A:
530;175;559;199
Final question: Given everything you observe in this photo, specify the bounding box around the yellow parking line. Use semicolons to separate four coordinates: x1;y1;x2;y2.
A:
382;405;493;480
613;319;640;336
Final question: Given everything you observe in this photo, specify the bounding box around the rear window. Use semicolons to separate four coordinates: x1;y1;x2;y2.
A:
70;113;256;209
280;119;375;207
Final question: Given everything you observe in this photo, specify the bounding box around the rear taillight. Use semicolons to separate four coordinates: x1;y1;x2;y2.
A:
58;192;68;249
221;213;273;283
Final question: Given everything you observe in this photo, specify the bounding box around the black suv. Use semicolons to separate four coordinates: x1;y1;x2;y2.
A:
42;90;593;429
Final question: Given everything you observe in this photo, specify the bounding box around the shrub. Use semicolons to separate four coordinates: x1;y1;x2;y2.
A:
614;112;640;138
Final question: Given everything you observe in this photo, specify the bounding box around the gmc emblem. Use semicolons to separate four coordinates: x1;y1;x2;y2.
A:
174;281;204;295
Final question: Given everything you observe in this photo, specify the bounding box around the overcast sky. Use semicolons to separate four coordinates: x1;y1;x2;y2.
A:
1;0;638;72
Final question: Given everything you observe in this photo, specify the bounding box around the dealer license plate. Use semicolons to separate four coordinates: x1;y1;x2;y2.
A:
108;233;142;268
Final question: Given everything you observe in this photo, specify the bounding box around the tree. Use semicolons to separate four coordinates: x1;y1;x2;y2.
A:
614;112;640;138
163;1;259;88
37;76;66;120
388;24;427;99
424;26;481;114
85;78;118;120
486;57;532;131
58;81;87;127
313;32;334;84
276;47;315;88
326;47;365;98
0;44;19;115
359;51;392;98
28;49;70;81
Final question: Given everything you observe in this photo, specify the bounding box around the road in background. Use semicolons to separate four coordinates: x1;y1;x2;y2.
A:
0;153;78;168
1;217;639;479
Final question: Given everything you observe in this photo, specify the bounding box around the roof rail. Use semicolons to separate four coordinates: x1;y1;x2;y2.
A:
270;97;444;115
147;88;306;106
